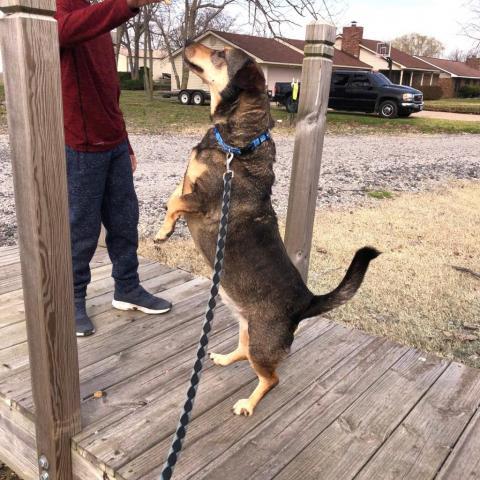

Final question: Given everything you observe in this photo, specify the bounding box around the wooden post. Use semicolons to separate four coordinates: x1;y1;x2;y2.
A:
284;21;336;281
0;0;81;479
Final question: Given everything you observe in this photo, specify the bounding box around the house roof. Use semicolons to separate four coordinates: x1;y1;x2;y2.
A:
209;31;304;65
417;56;480;79
360;38;438;71
281;38;371;69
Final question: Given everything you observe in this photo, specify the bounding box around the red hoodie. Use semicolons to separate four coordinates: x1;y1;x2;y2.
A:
55;0;138;153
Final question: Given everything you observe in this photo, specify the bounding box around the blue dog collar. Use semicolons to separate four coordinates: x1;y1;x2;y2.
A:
213;126;271;156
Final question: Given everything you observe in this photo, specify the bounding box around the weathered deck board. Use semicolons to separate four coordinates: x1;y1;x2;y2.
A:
191;338;408;480
355;362;480;480
436;407;480;479
0;245;479;480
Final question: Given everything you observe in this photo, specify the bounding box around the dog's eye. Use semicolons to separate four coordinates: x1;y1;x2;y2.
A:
215;50;226;59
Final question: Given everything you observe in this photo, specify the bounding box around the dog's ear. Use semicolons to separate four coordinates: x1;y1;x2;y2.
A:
231;59;265;92
226;49;265;93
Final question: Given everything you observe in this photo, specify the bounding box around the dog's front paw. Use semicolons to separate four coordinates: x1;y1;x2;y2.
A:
154;228;173;244
232;399;254;417
209;352;230;366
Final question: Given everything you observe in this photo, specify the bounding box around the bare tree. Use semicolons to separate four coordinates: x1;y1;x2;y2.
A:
463;0;480;52
448;48;468;62
391;33;444;57
119;0;340;93
143;5;156;100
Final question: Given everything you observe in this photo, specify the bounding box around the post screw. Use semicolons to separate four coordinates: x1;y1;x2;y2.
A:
40;472;50;480
38;455;49;470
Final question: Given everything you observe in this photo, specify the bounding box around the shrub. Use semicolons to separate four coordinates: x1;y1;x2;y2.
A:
458;85;480;98
420;85;444;100
120;78;144;90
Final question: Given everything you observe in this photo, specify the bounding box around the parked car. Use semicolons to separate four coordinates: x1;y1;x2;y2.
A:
273;71;424;118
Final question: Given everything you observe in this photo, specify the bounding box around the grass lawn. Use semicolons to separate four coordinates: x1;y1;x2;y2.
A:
141;181;480;369
1;87;479;134
119;91;480;135
424;97;480;114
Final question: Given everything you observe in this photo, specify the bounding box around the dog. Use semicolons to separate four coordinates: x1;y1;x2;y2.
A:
155;42;379;416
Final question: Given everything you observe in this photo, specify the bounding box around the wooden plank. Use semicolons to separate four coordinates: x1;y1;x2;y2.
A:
0;7;81;478
0;274;207;411
436;406;480;479
0;248;115;328
77;303;230;403
273;350;449;480
355;362;480;480
191;338;408;480
72;449;106;480
0;245;20;254
0;398;37;480
76;319;335;476
0;246;112;295
116;323;368;480
0;0;55;13
284;21;336;280
79;316;239;427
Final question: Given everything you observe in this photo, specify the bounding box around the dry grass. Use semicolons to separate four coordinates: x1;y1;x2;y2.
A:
140;181;480;368
0;464;20;480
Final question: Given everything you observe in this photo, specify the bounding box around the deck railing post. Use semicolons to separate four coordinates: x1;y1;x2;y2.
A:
0;0;81;478
284;21;336;281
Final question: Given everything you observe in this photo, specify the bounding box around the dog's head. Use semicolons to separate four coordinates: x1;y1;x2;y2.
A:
184;42;266;114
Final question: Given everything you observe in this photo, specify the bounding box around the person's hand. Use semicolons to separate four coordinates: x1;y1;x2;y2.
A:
130;154;137;173
127;0;171;8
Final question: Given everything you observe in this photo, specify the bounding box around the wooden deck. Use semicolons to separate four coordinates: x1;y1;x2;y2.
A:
0;245;479;480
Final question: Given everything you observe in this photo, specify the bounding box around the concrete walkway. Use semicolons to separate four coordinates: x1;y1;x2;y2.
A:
415;110;480;122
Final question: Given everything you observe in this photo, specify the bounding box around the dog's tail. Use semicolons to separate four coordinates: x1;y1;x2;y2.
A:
300;247;380;320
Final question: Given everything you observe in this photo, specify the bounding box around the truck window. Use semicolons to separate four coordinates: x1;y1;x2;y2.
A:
350;74;371;87
333;73;349;86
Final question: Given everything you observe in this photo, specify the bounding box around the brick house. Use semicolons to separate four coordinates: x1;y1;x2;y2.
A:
163;30;371;92
335;22;440;88
415;56;480;97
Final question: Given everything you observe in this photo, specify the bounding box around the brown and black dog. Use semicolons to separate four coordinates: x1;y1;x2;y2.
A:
155;42;379;416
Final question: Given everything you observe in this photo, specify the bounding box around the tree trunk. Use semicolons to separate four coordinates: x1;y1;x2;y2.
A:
115;23;125;63
181;0;197;89
143;8;154;100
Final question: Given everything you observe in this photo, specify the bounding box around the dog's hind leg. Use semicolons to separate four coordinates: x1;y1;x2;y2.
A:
232;362;279;417
210;319;249;366
232;320;292;416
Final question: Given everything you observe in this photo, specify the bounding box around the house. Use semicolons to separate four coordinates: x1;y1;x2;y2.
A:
164;30;371;92
415;56;480;97
116;46;168;80
335;22;440;88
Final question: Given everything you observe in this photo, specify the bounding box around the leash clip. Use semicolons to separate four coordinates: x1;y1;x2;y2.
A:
225;152;234;177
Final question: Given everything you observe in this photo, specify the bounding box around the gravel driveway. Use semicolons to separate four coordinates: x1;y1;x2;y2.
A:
1;133;479;246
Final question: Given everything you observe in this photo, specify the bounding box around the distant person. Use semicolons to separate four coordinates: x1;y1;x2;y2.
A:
55;0;172;336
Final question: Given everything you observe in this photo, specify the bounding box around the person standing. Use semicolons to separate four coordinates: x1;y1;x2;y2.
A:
55;0;172;336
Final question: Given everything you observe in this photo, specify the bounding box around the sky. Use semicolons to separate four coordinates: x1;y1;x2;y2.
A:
279;0;477;56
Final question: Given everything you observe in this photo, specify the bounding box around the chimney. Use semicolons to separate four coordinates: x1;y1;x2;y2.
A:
341;21;363;58
466;56;480;71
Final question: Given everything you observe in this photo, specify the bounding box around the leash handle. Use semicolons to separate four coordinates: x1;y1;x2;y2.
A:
159;158;234;480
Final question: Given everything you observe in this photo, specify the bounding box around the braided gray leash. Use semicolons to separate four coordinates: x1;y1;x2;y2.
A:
160;153;234;480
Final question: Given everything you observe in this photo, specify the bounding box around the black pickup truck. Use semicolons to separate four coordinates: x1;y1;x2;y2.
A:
273;71;424;118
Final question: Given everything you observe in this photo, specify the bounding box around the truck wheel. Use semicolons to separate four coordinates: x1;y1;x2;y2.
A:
179;91;191;105
285;96;298;113
191;91;204;106
379;100;398;119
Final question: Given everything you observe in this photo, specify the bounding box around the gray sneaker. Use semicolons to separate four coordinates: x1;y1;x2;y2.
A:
112;285;172;314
